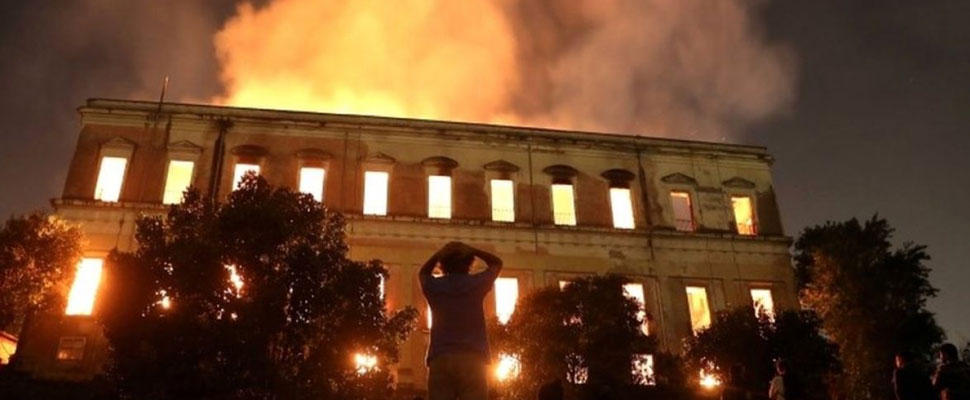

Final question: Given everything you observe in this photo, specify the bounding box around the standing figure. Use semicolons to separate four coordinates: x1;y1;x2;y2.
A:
892;350;934;400
769;359;790;400
933;343;970;400
420;241;503;400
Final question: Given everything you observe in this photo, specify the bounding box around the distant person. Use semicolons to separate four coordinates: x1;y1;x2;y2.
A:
892;350;935;400
769;359;803;400
537;378;564;400
933;343;970;400
420;241;503;400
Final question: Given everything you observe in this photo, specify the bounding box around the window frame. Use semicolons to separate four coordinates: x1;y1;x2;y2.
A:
684;285;712;334
669;190;697;232
161;159;197;205
729;194;758;236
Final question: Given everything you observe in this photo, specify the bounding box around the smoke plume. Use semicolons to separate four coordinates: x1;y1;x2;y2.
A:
214;0;796;140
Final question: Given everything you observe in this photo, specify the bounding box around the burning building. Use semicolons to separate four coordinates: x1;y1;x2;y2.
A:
15;99;795;389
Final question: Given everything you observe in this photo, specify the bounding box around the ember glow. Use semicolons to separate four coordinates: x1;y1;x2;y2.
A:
213;0;794;139
65;258;104;316
494;353;521;382
226;265;244;297
699;369;722;389
354;353;378;375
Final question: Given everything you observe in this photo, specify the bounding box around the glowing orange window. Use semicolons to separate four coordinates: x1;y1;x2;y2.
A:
670;191;694;232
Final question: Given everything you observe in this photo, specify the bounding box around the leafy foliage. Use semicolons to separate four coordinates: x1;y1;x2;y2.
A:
96;174;417;399
0;213;82;336
491;275;655;399
684;307;840;400
793;216;943;399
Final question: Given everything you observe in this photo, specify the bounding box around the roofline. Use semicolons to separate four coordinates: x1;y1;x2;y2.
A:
82;98;770;156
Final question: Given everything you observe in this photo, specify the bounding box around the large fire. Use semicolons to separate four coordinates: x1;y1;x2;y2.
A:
214;0;518;124
212;0;795;139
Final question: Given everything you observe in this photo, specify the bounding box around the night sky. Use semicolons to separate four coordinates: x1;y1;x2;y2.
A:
0;1;967;340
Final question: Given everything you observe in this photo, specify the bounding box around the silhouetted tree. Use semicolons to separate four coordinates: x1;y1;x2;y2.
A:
794;216;943;399
684;307;839;400
0;213;82;337
492;275;656;399
97;175;418;399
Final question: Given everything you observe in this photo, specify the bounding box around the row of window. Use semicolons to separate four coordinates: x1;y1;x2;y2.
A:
93;155;758;234
60;256;772;387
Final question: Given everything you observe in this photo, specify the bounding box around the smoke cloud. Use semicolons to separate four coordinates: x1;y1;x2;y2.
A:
214;0;795;140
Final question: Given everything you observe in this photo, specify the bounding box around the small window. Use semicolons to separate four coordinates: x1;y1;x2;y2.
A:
670;191;694;232
162;160;195;204
623;283;649;335
299;167;326;201
610;188;635;229
495;277;519;325
552;184;577;226
56;336;87;361
232;163;260;190
65;258;104;316
731;196;757;235
632;354;656;385
427;175;452;219
490;179;515;222
363;171;389;216
94;156;127;202
685;286;711;334
750;288;775;320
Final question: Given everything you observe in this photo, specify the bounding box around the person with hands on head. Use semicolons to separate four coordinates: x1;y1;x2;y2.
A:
419;241;503;400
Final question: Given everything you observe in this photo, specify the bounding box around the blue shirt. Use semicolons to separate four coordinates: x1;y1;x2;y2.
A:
420;268;500;365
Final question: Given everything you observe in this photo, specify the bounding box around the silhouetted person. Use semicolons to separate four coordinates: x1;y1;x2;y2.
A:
420;242;503;400
537;378;564;400
933;343;970;400
769;359;803;400
893;350;935;400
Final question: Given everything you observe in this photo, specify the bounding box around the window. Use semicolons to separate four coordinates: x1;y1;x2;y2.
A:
363;171;389;216
232;163;260;190
56;336;87;361
490;179;515;222
610;188;635;229
750;288;775;320
299;167;326;201
495;277;519;325
162;160;195;204
623;283;649;335
567;354;588;384
731;196;756;235
670;191;694;232
94;156;127;202
632;354;656;385
0;333;16;365
685;286;711;334
552;184;577;225
65;258;104;316
428;175;452;219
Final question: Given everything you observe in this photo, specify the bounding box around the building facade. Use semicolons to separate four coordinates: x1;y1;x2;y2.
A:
17;99;795;389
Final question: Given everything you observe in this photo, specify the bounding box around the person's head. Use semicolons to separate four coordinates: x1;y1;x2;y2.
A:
895;350;914;368
775;358;788;375
439;243;474;275
939;343;959;363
